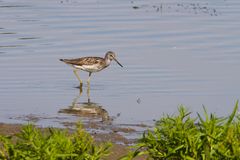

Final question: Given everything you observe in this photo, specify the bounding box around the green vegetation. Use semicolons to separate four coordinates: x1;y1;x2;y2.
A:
0;123;111;160
127;101;240;159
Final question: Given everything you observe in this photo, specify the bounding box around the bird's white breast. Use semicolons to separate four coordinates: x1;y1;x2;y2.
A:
73;64;103;72
105;59;111;66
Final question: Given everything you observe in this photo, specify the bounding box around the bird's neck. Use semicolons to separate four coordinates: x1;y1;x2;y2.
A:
105;58;111;66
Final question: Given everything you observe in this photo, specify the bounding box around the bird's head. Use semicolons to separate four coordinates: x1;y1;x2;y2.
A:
105;51;123;67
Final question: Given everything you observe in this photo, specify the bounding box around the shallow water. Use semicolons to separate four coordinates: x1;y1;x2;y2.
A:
1;0;240;129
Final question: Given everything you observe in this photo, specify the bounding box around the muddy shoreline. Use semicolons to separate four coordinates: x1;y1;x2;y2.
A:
9;112;152;143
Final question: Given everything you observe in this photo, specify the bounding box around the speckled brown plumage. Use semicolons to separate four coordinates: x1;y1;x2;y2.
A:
60;57;104;66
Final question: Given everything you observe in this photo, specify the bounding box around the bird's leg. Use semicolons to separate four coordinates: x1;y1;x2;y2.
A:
73;70;83;85
87;72;92;85
87;84;90;103
87;74;91;103
79;84;83;95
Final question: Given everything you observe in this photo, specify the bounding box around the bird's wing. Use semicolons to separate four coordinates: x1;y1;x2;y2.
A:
61;57;103;66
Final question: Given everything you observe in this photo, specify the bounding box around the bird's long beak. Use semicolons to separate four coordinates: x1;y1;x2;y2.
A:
113;58;123;67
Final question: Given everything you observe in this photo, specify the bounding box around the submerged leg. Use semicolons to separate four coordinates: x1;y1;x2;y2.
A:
79;83;83;94
87;84;90;103
73;70;83;84
87;72;92;85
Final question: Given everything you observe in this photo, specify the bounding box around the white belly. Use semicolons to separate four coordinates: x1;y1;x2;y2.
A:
73;64;103;72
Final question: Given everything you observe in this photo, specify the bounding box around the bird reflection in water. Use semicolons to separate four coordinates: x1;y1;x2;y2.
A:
59;86;111;123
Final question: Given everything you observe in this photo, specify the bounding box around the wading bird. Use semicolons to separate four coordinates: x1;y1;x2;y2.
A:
60;51;123;87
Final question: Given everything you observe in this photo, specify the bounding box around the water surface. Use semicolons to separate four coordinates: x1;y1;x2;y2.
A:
1;0;240;129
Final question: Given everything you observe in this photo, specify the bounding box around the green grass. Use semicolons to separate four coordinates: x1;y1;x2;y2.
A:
0;123;111;160
125;101;240;160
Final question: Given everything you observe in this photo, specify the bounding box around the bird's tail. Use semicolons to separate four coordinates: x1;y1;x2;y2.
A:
59;59;65;62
